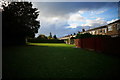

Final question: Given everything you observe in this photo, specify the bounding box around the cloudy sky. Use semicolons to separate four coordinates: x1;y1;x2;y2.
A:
32;2;119;38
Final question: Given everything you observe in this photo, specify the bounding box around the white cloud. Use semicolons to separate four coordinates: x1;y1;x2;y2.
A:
66;10;85;28
90;9;107;15
66;23;78;28
96;10;105;14
96;17;104;20
33;2;118;37
78;10;85;14
66;10;108;29
40;16;64;25
68;13;84;22
107;19;118;24
52;17;59;21
36;15;69;37
81;17;107;28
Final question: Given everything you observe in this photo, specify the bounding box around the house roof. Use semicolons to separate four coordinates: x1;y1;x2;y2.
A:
86;26;107;31
59;19;120;39
107;19;120;25
86;19;120;31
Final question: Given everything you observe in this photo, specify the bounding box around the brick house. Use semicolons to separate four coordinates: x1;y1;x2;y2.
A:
106;19;120;37
59;19;120;44
86;19;120;37
86;26;107;35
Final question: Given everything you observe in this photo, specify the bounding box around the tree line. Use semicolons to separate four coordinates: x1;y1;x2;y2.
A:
27;32;64;43
37;32;57;40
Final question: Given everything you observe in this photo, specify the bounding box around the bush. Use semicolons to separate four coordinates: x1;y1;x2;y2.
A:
27;38;64;43
75;33;111;39
75;33;92;39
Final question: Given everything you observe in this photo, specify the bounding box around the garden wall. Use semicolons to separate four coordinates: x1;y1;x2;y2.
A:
74;37;120;55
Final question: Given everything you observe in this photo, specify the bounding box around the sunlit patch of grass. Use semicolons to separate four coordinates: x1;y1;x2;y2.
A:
27;42;75;47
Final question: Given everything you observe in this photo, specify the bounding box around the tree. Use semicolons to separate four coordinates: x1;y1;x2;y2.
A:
48;32;52;39
78;31;80;34
49;32;52;38
82;29;85;32
2;2;40;45
53;35;57;39
37;34;48;40
74;33;76;35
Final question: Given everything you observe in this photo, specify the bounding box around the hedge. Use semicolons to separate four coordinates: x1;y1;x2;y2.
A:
75;33;111;39
27;38;64;43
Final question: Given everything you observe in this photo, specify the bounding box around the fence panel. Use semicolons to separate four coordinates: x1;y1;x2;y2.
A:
74;37;120;56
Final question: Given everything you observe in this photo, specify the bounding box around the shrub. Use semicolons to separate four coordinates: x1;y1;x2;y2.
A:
27;38;64;43
75;33;111;39
75;33;92;39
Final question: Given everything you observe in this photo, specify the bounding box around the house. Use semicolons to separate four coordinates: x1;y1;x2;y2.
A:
85;19;120;37
106;19;120;37
59;19;120;44
86;26;107;35
59;35;76;44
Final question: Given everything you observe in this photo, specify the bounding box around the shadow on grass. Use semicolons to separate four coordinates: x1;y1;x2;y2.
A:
3;43;120;79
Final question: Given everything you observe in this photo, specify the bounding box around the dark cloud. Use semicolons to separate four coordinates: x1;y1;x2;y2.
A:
33;2;118;17
33;2;118;37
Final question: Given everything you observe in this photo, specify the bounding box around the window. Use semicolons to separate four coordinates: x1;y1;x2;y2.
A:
104;28;107;33
102;28;107;33
96;30;98;34
92;31;95;35
89;32;92;34
99;29;102;33
102;30;105;33
108;25;112;31
117;24;120;30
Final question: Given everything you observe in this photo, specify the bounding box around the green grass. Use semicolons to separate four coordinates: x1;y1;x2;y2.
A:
3;43;120;79
27;43;75;47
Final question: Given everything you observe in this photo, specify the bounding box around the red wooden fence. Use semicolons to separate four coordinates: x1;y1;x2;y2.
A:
74;37;120;55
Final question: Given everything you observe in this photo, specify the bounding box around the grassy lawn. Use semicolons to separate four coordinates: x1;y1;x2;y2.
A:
3;43;120;79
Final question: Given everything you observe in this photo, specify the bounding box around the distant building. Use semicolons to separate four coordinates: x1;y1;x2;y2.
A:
59;19;120;44
59;35;76;44
86;26;107;35
106;19;120;37
86;19;120;37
